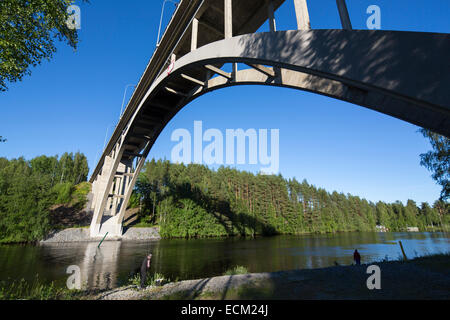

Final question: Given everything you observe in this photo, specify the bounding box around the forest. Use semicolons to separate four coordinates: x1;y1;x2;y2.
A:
0;154;448;243
133;159;449;238
0;153;90;243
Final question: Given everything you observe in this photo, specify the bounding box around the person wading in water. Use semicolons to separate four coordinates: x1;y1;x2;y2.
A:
140;254;152;289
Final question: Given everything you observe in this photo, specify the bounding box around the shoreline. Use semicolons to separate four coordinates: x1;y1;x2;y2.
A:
0;229;446;245
39;227;161;244
94;253;450;300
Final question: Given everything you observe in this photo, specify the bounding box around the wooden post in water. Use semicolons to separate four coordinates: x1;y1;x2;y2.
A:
399;241;408;260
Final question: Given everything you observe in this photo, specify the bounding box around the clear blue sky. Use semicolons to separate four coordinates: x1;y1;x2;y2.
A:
1;0;449;205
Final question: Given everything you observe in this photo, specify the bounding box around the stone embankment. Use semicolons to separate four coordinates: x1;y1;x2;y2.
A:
40;227;160;244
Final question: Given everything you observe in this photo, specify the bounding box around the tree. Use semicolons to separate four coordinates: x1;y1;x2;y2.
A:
419;129;449;201
0;153;90;243
0;0;87;91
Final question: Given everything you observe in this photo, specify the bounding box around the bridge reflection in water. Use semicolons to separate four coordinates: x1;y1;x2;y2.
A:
80;241;121;290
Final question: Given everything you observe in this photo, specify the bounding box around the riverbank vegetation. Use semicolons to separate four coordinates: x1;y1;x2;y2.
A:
0;276;84;300
128;272;172;288
0;153;90;243
223;266;249;276
134;160;449;238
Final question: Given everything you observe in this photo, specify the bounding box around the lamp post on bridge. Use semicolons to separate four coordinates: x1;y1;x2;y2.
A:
156;0;179;48
119;84;136;119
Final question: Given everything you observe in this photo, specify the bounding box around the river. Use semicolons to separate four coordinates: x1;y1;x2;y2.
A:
0;232;448;290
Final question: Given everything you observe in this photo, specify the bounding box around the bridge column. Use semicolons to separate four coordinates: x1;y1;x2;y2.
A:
93;155;113;212
90;176;99;210
90;145;125;238
110;161;126;216
224;0;232;39
293;0;311;30
191;18;198;51
114;144;152;237
336;0;352;30
267;0;276;32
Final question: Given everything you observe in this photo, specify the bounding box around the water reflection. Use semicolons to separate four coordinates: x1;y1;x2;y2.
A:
80;241;121;290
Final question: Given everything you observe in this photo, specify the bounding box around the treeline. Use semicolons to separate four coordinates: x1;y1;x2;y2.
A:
0;153;90;243
135;159;449;238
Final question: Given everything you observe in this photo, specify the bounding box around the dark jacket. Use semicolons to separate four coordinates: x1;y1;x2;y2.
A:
141;256;151;274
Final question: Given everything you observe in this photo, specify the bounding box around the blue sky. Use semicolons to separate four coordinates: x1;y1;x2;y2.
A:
1;0;449;204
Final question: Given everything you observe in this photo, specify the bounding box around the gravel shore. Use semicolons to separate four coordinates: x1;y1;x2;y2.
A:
40;227;161;244
95;255;450;300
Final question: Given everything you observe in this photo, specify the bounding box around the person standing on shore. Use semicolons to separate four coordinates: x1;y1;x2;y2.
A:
140;254;152;289
353;250;361;265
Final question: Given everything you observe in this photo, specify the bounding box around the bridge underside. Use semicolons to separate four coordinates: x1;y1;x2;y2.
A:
88;29;450;238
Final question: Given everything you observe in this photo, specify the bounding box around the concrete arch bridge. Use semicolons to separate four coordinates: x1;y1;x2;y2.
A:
88;0;450;238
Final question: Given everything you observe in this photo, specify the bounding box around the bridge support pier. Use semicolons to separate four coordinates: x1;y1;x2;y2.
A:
90;141;127;238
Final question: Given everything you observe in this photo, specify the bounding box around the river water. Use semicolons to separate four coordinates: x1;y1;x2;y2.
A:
0;232;448;290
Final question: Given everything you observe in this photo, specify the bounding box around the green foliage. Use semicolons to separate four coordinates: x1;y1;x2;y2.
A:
134;160;447;239
0;153;89;243
128;192;141;209
0;0;89;91
128;272;169;288
223;266;249;276
71;181;91;208
52;182;74;204
0;276;81;300
420;129;449;201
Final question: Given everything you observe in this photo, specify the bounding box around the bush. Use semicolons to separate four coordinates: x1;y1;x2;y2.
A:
128;272;170;288
51;183;74;204
223;266;249;276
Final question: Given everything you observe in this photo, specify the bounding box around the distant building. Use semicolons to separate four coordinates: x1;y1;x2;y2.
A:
376;225;388;232
407;227;419;232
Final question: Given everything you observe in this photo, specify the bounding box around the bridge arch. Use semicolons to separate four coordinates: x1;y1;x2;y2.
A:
89;30;450;237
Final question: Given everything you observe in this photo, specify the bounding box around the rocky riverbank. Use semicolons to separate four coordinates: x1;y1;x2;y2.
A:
40;227;161;244
93;254;450;300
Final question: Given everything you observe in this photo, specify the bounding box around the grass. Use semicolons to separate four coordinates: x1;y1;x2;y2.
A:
407;252;450;274
223;266;249;276
128;272;170;288
0;276;84;300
